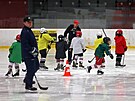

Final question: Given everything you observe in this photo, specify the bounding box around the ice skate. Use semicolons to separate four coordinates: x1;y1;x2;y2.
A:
39;63;48;71
25;86;37;91
97;70;104;75
72;61;78;67
40;66;48;71
5;69;13;77
54;64;61;71
101;65;105;68
115;63;126;68
12;69;20;77
79;62;85;69
94;64;98;68
72;61;78;69
60;64;64;71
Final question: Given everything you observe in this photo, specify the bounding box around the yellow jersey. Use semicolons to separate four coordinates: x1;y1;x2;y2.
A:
38;33;54;51
94;38;103;50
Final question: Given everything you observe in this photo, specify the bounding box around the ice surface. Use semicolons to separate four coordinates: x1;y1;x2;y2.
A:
0;49;135;101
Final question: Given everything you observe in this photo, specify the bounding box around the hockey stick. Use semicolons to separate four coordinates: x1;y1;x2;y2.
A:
102;28;107;37
22;69;27;72
88;57;95;63
85;46;94;50
102;28;113;51
33;56;48;90
35;75;48;90
122;54;126;66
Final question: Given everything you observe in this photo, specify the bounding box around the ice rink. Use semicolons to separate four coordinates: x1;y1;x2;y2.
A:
0;49;135;101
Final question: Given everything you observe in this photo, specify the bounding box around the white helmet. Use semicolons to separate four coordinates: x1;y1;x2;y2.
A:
97;31;102;36
40;28;47;34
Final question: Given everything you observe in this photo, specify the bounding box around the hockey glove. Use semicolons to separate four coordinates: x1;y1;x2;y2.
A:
48;45;51;50
64;37;68;42
69;48;73;52
31;47;38;57
109;46;111;50
8;54;10;58
124;46;127;51
109;54;114;59
50;40;54;43
82;49;87;53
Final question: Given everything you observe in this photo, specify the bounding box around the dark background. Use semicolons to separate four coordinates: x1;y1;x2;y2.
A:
0;0;135;28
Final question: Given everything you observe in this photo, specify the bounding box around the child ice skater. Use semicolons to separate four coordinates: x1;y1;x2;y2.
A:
5;34;22;77
38;27;54;70
94;32;103;50
70;31;86;69
114;29;127;67
93;32;105;68
87;37;113;75
54;35;68;71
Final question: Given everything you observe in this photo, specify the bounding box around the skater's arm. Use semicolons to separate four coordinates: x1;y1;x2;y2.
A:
64;25;72;38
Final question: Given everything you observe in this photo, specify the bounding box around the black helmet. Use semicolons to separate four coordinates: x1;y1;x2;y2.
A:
103;37;111;44
58;35;64;41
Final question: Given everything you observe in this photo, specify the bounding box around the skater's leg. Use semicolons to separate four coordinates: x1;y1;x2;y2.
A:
60;58;64;70
72;54;78;68
39;49;48;70
5;62;13;76
95;56;104;75
54;59;61;71
12;63;20;77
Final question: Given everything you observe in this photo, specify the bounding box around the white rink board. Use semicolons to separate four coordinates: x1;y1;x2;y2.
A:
0;29;135;47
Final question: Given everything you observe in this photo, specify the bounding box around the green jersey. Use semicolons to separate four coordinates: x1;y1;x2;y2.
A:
9;41;22;63
95;43;111;58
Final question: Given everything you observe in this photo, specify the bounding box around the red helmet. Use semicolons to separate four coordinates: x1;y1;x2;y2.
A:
116;29;123;35
76;31;82;37
74;20;79;25
16;34;21;41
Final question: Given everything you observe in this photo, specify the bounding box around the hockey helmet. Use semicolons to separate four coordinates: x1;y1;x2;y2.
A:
40;27;47;34
97;32;102;38
58;35;64;41
76;31;82;37
116;29;123;36
16;34;21;41
103;37;111;44
74;20;79;25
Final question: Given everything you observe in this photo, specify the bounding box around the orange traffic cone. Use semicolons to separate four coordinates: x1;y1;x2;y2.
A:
63;60;71;76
